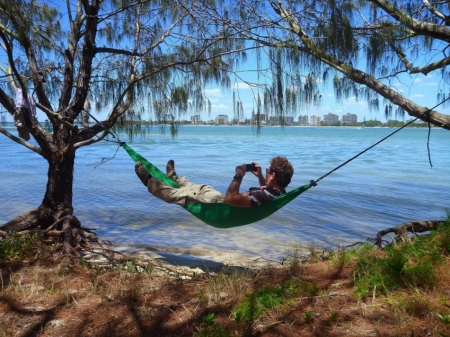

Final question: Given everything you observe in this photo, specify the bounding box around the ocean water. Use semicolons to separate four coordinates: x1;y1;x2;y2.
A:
1;124;449;260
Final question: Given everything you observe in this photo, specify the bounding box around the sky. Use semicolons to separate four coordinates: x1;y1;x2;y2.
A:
6;50;446;125
200;70;447;124
3;0;449;125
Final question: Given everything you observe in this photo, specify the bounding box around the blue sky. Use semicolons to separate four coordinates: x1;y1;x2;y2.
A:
21;55;447;124
7;0;448;125
201;70;446;124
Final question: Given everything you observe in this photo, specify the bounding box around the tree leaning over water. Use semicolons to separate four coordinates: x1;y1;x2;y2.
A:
223;0;450;129
0;0;251;255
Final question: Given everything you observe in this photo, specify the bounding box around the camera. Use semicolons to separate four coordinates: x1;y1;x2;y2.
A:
245;163;256;172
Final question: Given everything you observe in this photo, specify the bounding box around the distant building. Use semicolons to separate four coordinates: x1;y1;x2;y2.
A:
215;114;229;125
191;114;201;124
298;115;309;126
268;115;294;125
250;112;267;124
310;115;321;126
342;113;357;124
323;113;339;125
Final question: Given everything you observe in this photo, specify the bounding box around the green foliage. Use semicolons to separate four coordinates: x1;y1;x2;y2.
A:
433;214;450;253
0;233;42;263
331;246;357;267
195;313;231;337
438;313;450;324
386;291;431;317
233;288;277;323
328;311;338;322
353;220;450;300
233;279;318;323
304;311;315;324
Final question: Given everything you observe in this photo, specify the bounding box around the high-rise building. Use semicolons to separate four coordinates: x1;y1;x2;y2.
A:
310;115;321;126
191;115;201;124
298;115;309;126
215;114;229;124
342;113;358;124
323;113;339;125
268;116;294;125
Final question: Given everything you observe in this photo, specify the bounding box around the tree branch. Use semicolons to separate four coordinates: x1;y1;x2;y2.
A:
422;0;449;25
0;127;41;154
368;0;450;41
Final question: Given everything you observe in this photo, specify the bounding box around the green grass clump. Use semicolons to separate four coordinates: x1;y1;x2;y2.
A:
233;279;318;323
0;233;43;263
353;215;450;299
195;313;231;337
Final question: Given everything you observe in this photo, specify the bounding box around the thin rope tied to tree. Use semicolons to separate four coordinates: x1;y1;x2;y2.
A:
313;98;450;185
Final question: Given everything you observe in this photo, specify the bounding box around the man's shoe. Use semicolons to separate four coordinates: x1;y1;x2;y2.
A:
135;162;151;186
166;159;176;177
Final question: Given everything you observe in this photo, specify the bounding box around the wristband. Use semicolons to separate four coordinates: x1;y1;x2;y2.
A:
233;174;243;180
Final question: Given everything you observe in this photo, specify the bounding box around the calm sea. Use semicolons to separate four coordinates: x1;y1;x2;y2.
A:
1;124;449;260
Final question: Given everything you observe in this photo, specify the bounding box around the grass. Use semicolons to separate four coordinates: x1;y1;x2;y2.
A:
0;232;43;262
1;214;450;336
353;216;450;300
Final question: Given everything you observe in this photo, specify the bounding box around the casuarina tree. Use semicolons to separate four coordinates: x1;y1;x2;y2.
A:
0;0;249;255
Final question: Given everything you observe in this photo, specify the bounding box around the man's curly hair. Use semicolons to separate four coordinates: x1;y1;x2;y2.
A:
270;156;294;189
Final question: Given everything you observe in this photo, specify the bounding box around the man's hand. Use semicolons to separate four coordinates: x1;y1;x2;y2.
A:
250;162;262;177
235;164;246;176
224;163;251;207
250;162;266;186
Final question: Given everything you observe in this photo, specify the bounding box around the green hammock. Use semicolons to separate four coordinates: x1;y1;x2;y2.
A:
122;143;313;229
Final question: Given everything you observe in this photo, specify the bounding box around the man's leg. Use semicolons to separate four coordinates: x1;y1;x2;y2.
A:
135;162;151;185
166;159;191;187
135;161;191;206
187;185;225;204
147;178;192;206
165;159;224;201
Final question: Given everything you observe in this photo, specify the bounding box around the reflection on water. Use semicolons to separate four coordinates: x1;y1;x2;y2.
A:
1;125;449;260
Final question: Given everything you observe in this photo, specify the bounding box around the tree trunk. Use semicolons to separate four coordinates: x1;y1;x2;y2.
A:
1;149;75;231
1;147;111;257
40;150;75;228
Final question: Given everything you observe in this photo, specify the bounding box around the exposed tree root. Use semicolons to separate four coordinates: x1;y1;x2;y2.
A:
0;206;51;232
1;209;211;276
375;220;441;247
1;210;115;259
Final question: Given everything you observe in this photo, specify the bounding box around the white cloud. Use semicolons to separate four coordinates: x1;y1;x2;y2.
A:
205;88;222;97
232;82;253;90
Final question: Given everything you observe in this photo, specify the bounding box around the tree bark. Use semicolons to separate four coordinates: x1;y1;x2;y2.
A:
40;149;75;228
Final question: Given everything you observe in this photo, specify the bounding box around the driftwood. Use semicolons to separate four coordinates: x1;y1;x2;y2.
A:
375;220;441;247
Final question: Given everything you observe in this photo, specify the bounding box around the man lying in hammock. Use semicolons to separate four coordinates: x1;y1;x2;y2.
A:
135;157;294;208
